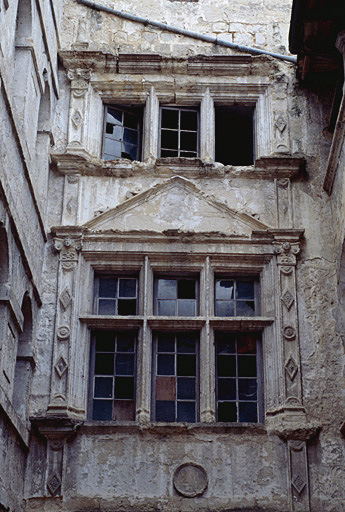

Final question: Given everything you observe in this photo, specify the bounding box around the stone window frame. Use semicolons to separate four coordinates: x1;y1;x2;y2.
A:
92;81;271;164
79;249;274;425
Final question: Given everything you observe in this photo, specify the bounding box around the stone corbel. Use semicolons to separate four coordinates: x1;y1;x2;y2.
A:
31;418;82;497
66;68;92;154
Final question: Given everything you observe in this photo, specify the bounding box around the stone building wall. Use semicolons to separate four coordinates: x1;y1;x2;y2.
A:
1;0;345;511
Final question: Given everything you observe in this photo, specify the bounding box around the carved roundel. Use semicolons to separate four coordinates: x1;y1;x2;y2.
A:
57;325;70;341
173;463;208;497
283;326;296;341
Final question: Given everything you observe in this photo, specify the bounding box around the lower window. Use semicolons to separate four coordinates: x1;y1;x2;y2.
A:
153;332;199;422
216;331;262;423
90;331;136;421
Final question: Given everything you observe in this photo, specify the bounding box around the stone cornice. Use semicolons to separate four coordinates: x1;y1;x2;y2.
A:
51;153;305;180
59;50;281;77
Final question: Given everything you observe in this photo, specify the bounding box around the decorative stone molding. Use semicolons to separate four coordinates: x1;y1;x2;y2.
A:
173;463;208;497
54;237;83;271
67;68;91;94
288;439;310;510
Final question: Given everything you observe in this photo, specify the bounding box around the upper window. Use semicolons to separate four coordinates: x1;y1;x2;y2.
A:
215;278;258;317
103;106;142;161
94;275;138;315
215;105;254;165
159;106;199;158
154;276;198;316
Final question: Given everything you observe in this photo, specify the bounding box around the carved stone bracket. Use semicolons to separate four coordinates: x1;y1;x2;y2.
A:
67;68;91;95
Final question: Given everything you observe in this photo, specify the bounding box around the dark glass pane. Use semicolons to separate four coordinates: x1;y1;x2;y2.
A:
177;299;196;316
157;279;177;299
161;108;179;129
158;300;176;316
115;354;134;375
107;108;122;124
99;278;117;298
218;378;236;400
216;335;236;354
161;129;178;150
237;334;257;354
215;105;254;166
160;149;178;157
216;280;234;300
93;400;113;420
239;402;258;422
157;354;175;375
177;354;196;376
124;111;138;129
123;128;138;144
218;401;237;422
104;138;121;158
180;131;197;151
94;377;113;398
177;377;195;399
118;299;137;315
157;334;175;352
236;281;254;299
177;279;196;299
180;110;197;131
117;333;135;352
121;144;137;160
177;401;195;422
217;355;236;377
180;151;197;158
115;376;134;399
113;400;135;421
119;278;137;298
156;400;175;422
239;379;257;400
238;356;257;377
95;332;115;352
215;301;235;317
95;353;114;375
98;299;116;315
236;301;255;316
106;122;114;134
177;333;196;353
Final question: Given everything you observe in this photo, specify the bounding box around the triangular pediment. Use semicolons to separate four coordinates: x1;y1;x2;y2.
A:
83;176;271;236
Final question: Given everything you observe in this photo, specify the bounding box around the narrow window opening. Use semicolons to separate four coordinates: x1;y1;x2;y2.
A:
215;105;255;166
103;106;142;161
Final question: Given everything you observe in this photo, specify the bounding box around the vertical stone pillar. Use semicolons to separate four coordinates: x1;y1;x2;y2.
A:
143;86;159;161
47;235;83;416
200;88;215;162
66;68;92;154
272;73;291;154
137;256;151;422
275;178;292;228
273;238;305;417
288;439;310;511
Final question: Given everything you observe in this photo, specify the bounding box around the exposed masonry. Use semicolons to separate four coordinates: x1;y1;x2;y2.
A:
1;1;345;512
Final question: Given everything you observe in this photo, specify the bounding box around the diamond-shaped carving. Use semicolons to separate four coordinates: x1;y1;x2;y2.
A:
285;357;298;380
282;289;294;310
292;474;306;494
47;473;61;495
71;109;82;128
59;287;72;310
275;115;287;133
55;356;68;378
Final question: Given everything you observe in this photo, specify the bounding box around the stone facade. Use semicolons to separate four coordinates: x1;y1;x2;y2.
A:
0;1;344;512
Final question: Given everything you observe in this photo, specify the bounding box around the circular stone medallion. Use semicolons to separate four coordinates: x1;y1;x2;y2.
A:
173;463;208;498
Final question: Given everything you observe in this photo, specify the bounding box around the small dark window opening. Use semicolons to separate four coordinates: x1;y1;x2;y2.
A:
215;105;255;166
90;331;136;421
154;276;198;316
153;332;199;422
103;106;142;161
160;106;199;158
95;276;138;316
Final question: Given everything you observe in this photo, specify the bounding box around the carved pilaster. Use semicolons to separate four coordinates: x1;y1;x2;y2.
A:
48;235;83;416
32;418;82;497
272;73;290;154
288;440;310;511
66;68;91;153
276;178;292;228
273;239;305;419
62;174;81;225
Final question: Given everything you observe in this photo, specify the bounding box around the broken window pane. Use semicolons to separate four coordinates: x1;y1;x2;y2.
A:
103;105;142;161
96;276;138;315
215;278;257;316
156;277;198;316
